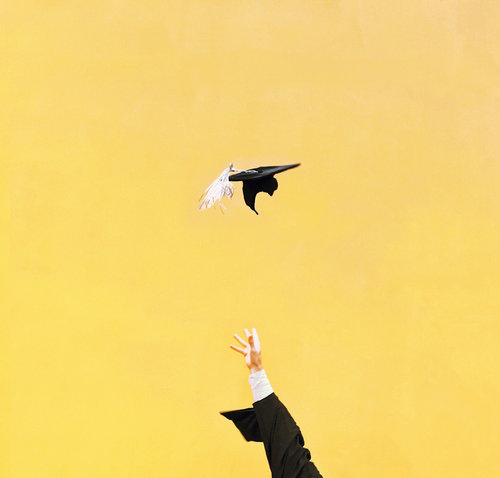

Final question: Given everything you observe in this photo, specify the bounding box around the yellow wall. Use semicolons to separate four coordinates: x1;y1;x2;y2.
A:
4;1;500;476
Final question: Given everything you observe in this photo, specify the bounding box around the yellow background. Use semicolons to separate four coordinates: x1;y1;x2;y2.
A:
3;1;500;477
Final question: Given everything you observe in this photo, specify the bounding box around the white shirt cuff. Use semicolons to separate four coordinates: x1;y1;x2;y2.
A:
249;369;274;402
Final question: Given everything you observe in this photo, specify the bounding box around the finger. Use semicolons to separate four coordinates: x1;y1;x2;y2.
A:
234;334;248;347
244;328;251;338
248;335;254;347
230;344;245;355
252;328;260;346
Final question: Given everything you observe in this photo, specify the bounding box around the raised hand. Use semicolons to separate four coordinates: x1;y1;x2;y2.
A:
230;328;263;373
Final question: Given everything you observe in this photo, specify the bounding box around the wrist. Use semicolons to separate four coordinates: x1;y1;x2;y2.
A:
249;364;263;374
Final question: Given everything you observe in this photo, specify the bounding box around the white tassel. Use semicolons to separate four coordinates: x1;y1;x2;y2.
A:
199;163;235;211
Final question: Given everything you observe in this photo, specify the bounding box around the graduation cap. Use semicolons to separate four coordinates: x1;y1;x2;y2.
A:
220;407;262;442
199;163;300;214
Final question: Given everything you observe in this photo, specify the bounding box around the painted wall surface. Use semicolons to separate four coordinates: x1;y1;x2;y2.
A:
3;1;500;477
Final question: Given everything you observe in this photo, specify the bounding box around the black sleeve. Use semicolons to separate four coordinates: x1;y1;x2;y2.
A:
252;393;323;478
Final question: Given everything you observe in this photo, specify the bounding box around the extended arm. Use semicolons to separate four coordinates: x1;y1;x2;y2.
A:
229;329;322;478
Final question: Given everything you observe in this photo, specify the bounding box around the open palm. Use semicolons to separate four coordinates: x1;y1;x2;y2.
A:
230;328;263;373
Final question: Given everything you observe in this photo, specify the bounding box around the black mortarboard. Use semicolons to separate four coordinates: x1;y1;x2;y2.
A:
220;408;263;442
199;163;300;214
229;164;300;214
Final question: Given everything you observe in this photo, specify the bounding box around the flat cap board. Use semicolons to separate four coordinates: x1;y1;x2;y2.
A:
228;163;300;181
